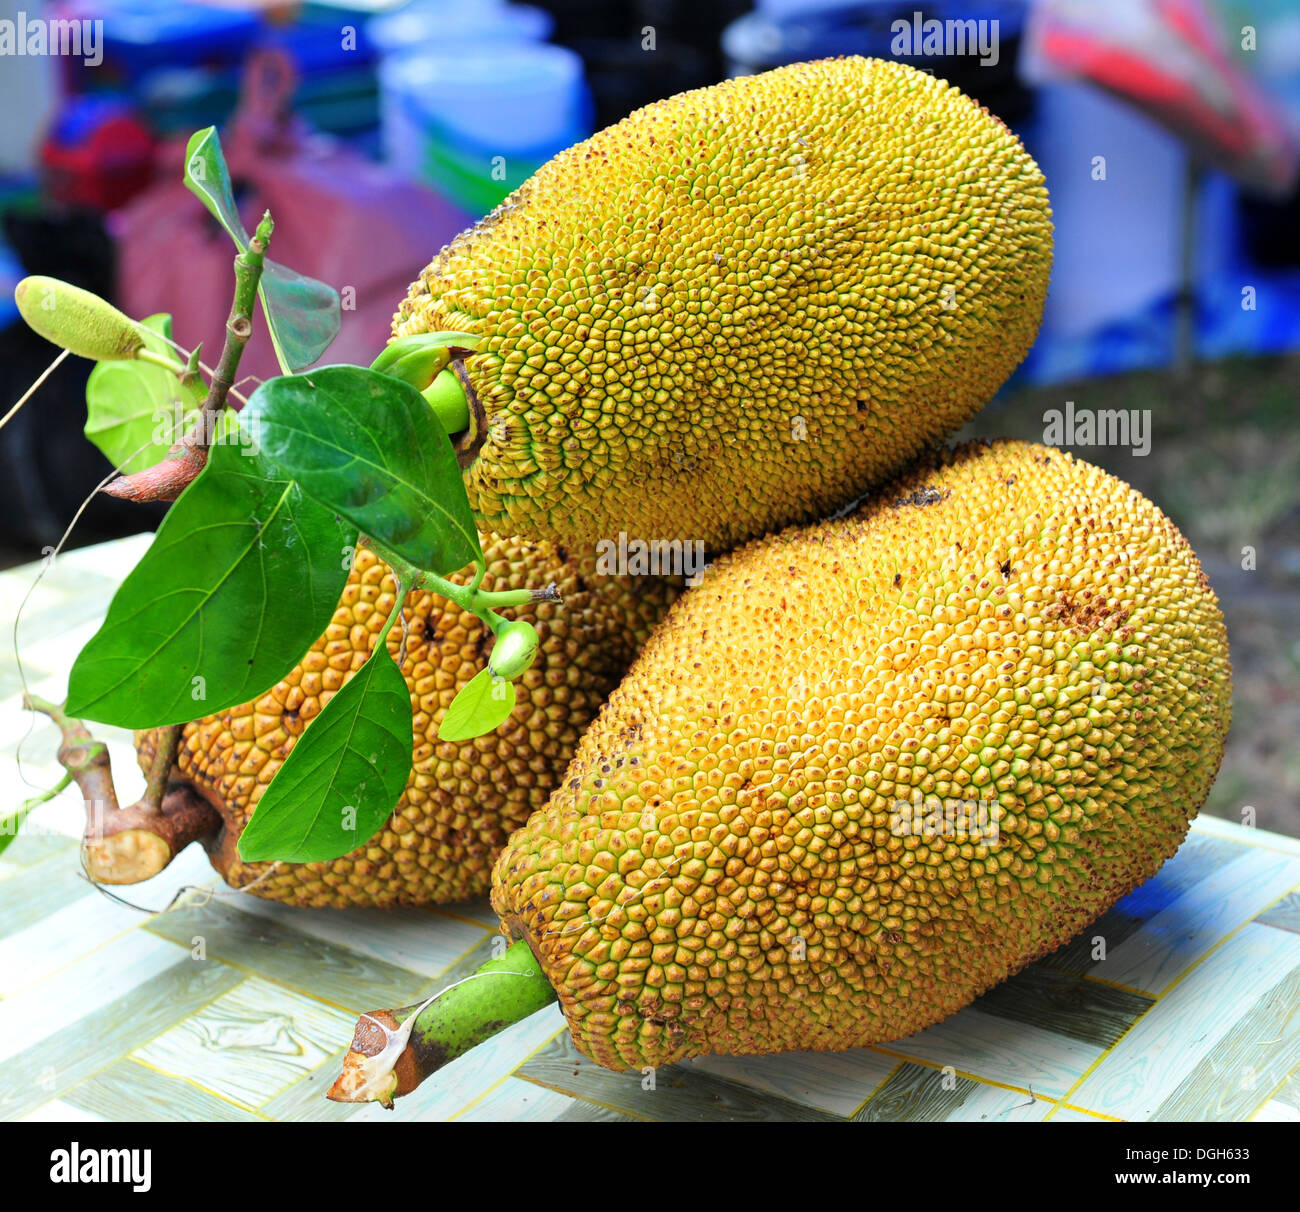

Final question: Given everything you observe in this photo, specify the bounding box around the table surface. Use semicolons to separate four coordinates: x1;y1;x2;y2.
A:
2;535;1299;1123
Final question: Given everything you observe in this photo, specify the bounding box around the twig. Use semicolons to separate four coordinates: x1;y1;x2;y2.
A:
143;725;181;811
103;212;274;503
24;694;120;816
0;348;70;433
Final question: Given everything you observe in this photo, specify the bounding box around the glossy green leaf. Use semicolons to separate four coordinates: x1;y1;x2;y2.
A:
439;667;517;742
241;365;482;574
237;633;412;863
183;127;241;241
84;314;206;473
183;127;339;373
66;437;354;728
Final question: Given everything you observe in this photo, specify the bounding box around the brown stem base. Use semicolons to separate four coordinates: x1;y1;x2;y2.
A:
84;782;223;884
102;441;208;503
24;697;221;885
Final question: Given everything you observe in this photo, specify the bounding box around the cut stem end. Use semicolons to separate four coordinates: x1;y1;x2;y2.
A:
327;937;556;1106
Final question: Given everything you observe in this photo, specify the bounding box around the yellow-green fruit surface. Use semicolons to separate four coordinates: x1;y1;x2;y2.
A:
395;56;1052;550
491;441;1231;1071
137;538;679;908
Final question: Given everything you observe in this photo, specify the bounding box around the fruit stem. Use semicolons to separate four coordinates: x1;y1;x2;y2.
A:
327;939;556;1107
421;368;470;436
135;347;187;376
102;211;274;503
416;570;561;617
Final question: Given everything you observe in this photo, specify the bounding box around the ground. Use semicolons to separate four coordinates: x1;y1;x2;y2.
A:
958;354;1300;838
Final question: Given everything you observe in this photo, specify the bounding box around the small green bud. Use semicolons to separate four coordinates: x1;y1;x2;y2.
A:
488;620;539;680
369;331;478;385
15;276;146;361
373;342;449;388
421;369;470;436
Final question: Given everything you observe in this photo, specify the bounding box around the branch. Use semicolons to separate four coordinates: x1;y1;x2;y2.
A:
102;212;274;503
23;697;220;884
24;695;120;815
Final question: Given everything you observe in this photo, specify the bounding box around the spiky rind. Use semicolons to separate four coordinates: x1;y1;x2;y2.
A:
491;442;1231;1071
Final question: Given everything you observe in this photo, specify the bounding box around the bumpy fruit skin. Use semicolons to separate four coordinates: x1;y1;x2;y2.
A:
396;57;1052;550
492;441;1231;1072
137;537;679;908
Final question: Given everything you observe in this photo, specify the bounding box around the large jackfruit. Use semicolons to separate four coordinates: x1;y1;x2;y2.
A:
491;441;1231;1071
135;537;679;908
396;57;1053;550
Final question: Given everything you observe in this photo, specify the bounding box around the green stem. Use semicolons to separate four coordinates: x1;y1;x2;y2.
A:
328;939;556;1106
1;772;72;855
417;571;557;616
142;724;180;814
101;211;273;503
193;211;272;436
136;348;187;375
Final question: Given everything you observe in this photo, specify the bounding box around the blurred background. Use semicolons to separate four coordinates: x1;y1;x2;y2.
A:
0;0;1296;834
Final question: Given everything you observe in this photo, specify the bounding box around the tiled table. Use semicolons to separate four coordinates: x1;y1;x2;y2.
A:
2;537;1298;1122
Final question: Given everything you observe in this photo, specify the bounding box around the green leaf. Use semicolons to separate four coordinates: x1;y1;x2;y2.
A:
439;667;517;742
237;632;413;863
84;314;205;474
0;800;40;857
66;437;354;728
242;365;482;575
258;259;341;377
183;127;340;374
183;127;241;240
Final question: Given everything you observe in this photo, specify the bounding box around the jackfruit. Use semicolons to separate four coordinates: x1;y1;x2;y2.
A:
489;441;1231;1072
132;537;679;908
396;56;1053;550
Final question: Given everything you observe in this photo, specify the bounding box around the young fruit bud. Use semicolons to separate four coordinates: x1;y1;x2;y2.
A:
488;620;539;680
369;331;477;385
371;341;449;389
15;276;146;361
421;369;470;437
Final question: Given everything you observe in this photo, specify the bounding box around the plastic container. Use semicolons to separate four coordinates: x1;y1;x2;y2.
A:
369;0;553;60
57;0;260;84
379;42;591;213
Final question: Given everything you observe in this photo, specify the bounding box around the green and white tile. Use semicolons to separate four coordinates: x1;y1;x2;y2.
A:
1067;924;1300;1120
131;978;358;1111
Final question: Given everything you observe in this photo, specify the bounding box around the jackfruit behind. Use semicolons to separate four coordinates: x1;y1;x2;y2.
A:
134;537;680;908
491;441;1231;1072
397;56;1053;550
